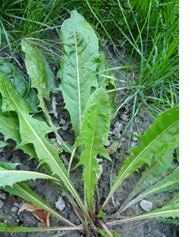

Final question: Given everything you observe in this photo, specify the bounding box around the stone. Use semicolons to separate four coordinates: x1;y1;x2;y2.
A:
121;114;128;121
0;190;6;200
55;196;66;211
60;118;65;125
140;200;153;212
11;206;18;213
62;123;70;131
113;122;123;139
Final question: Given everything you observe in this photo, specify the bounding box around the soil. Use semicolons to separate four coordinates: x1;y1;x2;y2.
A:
0;44;179;237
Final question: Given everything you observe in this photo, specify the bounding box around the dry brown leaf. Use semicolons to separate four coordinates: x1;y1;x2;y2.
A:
18;203;50;227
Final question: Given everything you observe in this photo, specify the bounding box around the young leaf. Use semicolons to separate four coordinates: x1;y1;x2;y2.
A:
21;39;55;108
120;168;179;212
73;88;111;213
101;106;179;210
0;58;39;112
97;210;107;218
97;52;117;118
57;10;99;137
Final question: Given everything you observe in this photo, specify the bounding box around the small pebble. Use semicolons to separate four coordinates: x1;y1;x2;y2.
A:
11;206;18;213
140;200;153;212
62;123;70;131
14;202;19;207
0;190;6;200
55;196;66;211
59;118;65;125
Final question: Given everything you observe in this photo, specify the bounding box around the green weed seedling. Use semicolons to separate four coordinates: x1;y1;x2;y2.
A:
0;11;179;236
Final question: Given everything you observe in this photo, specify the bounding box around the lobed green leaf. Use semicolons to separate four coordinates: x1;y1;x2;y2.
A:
113;106;178;192
0;161;21;170
101;106;179;210
0;99;37;159
74;88;111;211
0;74;83;210
0;58;39;112
121;168;179;212
107;203;179;226
0;170;59;188
57;10;99;137
118;148;176;213
21;39;55;108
